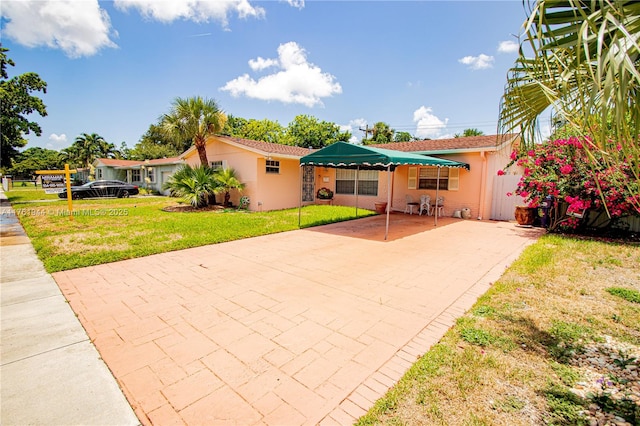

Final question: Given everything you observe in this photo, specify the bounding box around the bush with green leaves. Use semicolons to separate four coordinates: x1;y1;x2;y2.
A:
163;164;218;208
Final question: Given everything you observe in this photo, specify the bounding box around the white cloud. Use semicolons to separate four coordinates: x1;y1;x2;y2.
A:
458;54;495;70
114;0;265;26
413;106;448;139
338;118;367;143
284;0;305;10
498;40;519;53
220;41;342;107
49;133;68;144
249;57;279;71
0;0;117;58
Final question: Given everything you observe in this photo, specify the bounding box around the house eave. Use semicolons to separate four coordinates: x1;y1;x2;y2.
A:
412;147;497;155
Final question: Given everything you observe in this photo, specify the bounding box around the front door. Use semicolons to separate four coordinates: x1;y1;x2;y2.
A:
302;166;315;202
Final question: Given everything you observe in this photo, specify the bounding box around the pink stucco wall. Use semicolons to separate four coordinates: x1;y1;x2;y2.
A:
183;139;301;211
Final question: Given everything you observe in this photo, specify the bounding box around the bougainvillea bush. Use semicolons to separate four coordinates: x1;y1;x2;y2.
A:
501;136;640;230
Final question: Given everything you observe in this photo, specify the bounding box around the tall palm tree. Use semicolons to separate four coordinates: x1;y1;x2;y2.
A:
161;97;227;166
72;133;107;168
97;139;119;159
214;167;245;207
498;0;639;210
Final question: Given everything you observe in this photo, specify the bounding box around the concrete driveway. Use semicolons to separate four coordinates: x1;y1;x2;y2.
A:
52;215;543;425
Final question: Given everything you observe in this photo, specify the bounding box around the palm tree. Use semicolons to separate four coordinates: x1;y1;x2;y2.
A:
163;164;218;208
499;1;639;148
97;139;119;159
454;128;485;138
498;0;639;211
214;167;245;207
73;133;107;168
161;97;227;166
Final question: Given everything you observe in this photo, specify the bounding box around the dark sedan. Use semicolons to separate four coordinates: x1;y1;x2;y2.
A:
58;180;139;199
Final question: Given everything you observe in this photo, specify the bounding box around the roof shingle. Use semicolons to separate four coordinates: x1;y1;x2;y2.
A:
372;134;518;152
215;136;314;157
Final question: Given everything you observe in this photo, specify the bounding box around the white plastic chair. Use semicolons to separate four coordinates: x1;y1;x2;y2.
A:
434;196;445;217
419;195;431;216
404;195;419;214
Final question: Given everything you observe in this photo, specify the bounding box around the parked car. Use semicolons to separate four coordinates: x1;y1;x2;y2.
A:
58;180;139;199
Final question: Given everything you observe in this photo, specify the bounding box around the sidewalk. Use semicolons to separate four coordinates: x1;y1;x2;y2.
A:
0;189;139;425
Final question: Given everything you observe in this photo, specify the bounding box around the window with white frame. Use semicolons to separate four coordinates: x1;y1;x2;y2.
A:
416;167;460;191
335;169;379;196
266;160;280;174
146;167;155;183
131;169;141;182
210;160;225;170
95;168;103;179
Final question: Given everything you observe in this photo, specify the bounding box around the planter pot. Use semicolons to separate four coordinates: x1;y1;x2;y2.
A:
316;198;333;205
374;201;388;214
514;206;536;226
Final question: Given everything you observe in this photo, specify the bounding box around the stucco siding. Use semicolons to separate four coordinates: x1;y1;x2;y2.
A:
184;140;301;211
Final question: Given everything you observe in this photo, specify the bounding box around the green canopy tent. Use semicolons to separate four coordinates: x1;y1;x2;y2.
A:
299;142;470;239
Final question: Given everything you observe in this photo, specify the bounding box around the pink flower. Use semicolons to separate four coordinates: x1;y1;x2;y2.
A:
497;169;505;176
560;164;573;174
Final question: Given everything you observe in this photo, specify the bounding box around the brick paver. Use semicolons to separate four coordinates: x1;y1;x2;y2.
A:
52;215;542;425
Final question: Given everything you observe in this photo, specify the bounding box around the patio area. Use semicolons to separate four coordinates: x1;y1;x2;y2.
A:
52;216;543;425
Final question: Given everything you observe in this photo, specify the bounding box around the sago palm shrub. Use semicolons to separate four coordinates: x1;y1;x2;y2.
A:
163;164;218;208
214;167;245;207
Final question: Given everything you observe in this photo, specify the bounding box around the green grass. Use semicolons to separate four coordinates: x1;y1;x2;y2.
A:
5;187;61;202
606;287;640;304
5;189;375;272
355;234;640;425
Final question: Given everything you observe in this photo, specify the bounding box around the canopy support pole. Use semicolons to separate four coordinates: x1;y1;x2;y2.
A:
298;166;303;228
355;166;359;217
385;165;391;240
435;167;441;227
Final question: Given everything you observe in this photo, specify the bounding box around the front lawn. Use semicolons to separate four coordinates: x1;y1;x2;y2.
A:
357;234;640;425
6;190;375;272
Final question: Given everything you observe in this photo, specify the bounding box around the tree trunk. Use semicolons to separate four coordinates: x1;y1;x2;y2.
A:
224;191;231;207
195;138;208;166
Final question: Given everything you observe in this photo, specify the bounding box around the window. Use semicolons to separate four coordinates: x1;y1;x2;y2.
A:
266;160;280;174
416;167;460;191
335;169;378;196
131;169;141;182
95;168;103;179
210;160;225;170
146;167;155;183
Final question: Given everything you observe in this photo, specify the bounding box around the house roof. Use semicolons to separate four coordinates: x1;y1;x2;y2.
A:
372;134;519;154
94;157;184;168
181;135;313;160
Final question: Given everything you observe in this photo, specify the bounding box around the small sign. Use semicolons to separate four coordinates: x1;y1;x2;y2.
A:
41;174;66;194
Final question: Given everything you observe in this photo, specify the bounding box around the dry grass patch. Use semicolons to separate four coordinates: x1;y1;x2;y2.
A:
47;232;131;254
357;235;639;426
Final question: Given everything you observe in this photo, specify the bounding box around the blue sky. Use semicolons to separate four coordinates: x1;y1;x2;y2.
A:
2;0;531;152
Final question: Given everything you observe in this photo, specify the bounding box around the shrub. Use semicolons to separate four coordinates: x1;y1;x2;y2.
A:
501;137;639;230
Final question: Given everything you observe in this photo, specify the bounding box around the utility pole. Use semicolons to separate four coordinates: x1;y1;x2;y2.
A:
359;124;373;141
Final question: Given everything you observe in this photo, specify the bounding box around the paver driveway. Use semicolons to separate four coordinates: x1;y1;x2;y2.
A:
53;215;543;425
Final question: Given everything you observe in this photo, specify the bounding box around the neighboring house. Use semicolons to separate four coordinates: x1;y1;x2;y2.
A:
181;134;519;220
93;157;185;195
181;136;312;211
